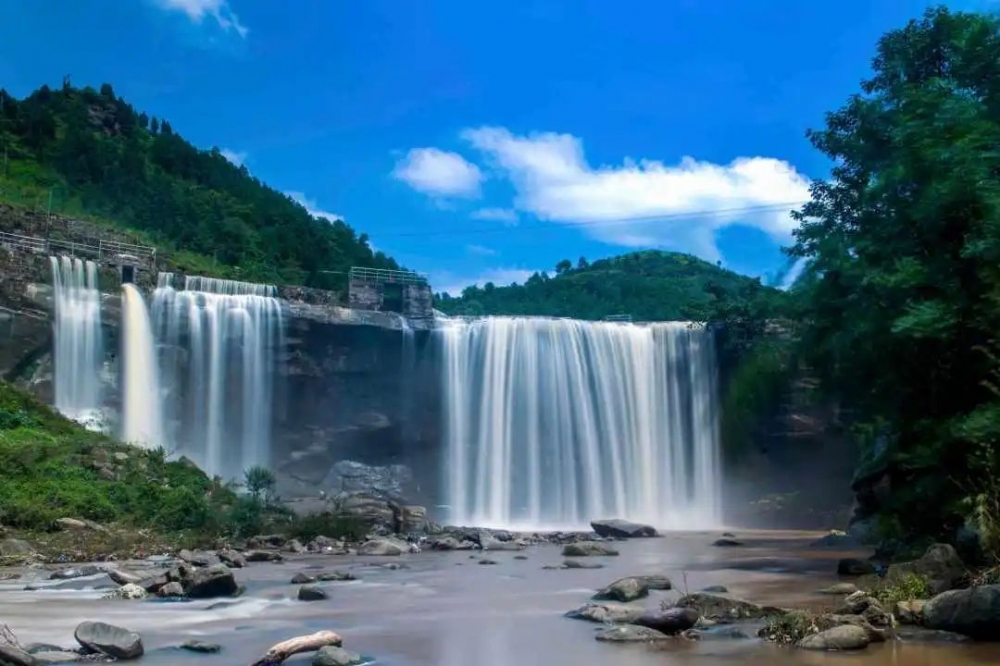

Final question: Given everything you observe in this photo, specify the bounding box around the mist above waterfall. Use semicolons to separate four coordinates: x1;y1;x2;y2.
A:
439;317;721;530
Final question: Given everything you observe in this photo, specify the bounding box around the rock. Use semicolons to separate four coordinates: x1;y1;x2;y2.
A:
923;584;1000;639
478;558;498;565
594;577;650;603
702;585;728;593
896;600;927;626
217;549;247;568
298;585;328;601
55;518;95;531
837;558;875;576
183;563;238;599
712;538;744;547
178;549;221;567
0;644;40;666
49;565;101;580
318;571;356;582
634;607;699;635
885;543;967;595
562;559;604;569
107;569;144;586
429;537;473;551
106;583;147;600
561;542;619;557
244;550;283;562
595;624;671;642
818;583;859;595
565;602;646;624
838;591;881;615
157;581;184;598
700;626;753;640
0;538;33;557
797;624;870;650
399;505;428;534
896;627;971;642
27;649;80;664
358;537;407;556
284;539;306;554
291;572;317;584
74;621;144;660
590;519;658;539
479;533;525;551
638;575;673;590
675;593;781;620
308;536;345;553
181;641;222;653
313;645;365;666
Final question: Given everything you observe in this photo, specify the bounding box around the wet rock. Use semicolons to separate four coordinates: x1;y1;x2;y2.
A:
478;558;498;565
638;575;673;590
428;536;473;551
634;607;699;635
702;585;728;593
248;534;286;549
358;537;406;556
565;602;646;624
49;565;101;580
104;583;147;600
308;536;345;553
157;581;184;598
675;593;781;620
318;571;356;582
514;555;528;560
590;519;658;539
183;564;238;599
561;559;604;569
313;645;365;666
244;550;283;563
818;583;859;595
595;624;671;642
181;641;222;653
896;627;970;642
298;585;328;601
923;584;1000;639
594;577;650;603
0;644;40;666
885;543;967;595
399;505;428;534
217;549;247;568
837;558;875;576
896;600;927;626
700;626;752;640
0;538;33;557
284;539;306;554
838;591;881;615
712;538;744;547
74;621;143;660
178;549;220;567
106;569;144;586
797;624;869;650
27;649;80;664
561;542;619;557
479;533;525;551
291;572;317;584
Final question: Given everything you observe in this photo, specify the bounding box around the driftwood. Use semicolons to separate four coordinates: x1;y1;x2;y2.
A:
249;630;343;666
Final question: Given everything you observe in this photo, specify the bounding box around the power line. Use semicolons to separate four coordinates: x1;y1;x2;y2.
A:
374;200;809;239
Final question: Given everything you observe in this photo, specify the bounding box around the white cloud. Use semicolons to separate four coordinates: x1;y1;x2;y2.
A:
466;244;497;256
285;191;344;224
461;126;811;262
220;148;246;167
155;0;248;38
392;148;483;199
471;207;519;225
433;267;536;297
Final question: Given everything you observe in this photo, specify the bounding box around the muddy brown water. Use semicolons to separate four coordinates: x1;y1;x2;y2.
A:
2;530;999;665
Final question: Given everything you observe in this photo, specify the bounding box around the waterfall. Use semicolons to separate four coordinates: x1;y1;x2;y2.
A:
49;256;103;423
120;283;164;448
440;317;721;530
151;274;284;479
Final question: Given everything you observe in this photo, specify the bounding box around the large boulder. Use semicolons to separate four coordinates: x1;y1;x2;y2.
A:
797;624;870;651
565;602;646;624
896;600;928;626
885;544;967;595
183;564;238;599
0;644;40;666
358;537;407;556
633;607;699;635
923;584;1000;639
594;577;649;603
313;646;365;666
217;549;247;568
74;622;143;660
675;593;781;620
590;519;657;539
595;625;671;642
399;505;427;534
561;542;619;557
177;549;220;567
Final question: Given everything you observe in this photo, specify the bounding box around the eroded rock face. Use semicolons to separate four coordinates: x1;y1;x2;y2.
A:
74;621;143;660
923;584;1000;639
590;519;657;539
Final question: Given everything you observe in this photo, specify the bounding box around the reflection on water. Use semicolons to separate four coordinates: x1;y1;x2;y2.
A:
2;532;999;666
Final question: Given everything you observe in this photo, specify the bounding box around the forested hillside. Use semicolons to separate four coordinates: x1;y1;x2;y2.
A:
0;82;399;289
435;250;786;324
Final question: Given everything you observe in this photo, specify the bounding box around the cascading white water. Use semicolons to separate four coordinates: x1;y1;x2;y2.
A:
121;283;164;448
151;274;284;479
440;317;721;530
49;256;103;423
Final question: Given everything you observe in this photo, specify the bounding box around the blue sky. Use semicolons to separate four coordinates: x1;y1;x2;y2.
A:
0;0;988;293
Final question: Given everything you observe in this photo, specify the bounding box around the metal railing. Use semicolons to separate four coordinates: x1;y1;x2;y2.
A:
0;230;156;267
603;314;633;322
348;266;428;286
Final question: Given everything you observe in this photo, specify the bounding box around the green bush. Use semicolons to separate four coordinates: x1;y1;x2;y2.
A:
870;573;932;605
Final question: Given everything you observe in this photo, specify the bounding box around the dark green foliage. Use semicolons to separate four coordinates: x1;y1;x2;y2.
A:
790;6;1000;542
436;250;787;327
283;512;368;543
243;465;276;503
0;83;399;289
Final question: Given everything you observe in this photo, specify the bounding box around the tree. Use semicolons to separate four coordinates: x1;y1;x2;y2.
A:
243;465;276;504
577;256;589;269
789;6;1000;542
555;259;572;274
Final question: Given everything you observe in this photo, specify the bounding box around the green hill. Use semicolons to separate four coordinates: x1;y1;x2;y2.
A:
0;82;398;290
435;250;786;323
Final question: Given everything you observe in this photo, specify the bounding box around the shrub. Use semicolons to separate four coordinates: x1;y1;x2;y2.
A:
870;573;932;605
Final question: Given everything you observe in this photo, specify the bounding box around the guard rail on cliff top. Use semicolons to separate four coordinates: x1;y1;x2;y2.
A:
0;230;156;268
348;266;429;285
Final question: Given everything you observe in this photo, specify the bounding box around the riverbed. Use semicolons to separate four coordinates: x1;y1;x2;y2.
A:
2;530;999;665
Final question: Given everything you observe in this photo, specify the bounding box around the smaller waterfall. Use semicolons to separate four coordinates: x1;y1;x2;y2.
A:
49;256;103;423
121;283;164;448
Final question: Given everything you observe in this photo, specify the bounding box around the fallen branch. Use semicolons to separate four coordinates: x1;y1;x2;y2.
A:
249;631;343;666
